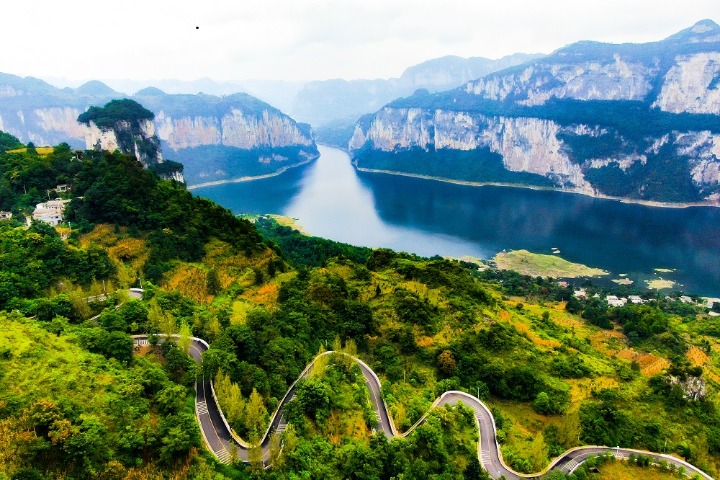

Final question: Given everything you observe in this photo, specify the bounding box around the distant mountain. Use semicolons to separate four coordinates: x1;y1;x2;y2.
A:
398;53;546;91
291;53;544;130
0;74;318;185
349;20;720;204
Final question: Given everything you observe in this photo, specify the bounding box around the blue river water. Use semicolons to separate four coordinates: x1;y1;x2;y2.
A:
192;145;720;297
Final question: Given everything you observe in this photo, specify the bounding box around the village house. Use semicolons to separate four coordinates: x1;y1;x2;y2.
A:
606;295;627;307
31;198;71;226
628;295;645;304
0;211;12;220
573;289;587;299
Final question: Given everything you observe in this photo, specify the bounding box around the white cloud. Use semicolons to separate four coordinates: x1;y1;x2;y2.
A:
0;0;718;82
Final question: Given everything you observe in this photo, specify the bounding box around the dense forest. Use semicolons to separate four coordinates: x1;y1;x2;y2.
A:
1;132;719;479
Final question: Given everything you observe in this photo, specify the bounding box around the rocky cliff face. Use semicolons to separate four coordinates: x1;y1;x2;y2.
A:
350;20;720;203
154;108;313;151
77;99;183;182
0;76;318;185
83;118;164;167
135;91;318;185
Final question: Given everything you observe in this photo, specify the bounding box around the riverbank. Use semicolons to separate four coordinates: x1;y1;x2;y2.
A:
353;166;720;209
186;155;318;190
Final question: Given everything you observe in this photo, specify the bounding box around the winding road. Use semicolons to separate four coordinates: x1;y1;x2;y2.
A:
132;335;714;479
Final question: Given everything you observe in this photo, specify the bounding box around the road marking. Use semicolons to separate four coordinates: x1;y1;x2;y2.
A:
197;401;209;416
564;459;579;472
215;447;232;464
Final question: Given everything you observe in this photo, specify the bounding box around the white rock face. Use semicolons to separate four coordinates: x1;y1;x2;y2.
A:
351;107;596;190
675;131;720;185
156;113;221;149
84;121;120;152
156;109;313;151
33;107;85;140
350;106;720;195
0;86;19;97
482;117;591;190
465;57;656;106
652;53;720;114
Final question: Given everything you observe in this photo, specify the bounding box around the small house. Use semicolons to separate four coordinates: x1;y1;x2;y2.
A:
0;211;12;220
606;295;627;307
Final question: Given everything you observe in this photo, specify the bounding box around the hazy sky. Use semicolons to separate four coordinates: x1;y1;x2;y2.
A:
3;0;719;83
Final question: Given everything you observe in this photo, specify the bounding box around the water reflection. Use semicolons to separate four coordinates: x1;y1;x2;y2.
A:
193;145;720;296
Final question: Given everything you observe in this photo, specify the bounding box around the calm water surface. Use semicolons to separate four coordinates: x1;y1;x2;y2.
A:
193;145;720;296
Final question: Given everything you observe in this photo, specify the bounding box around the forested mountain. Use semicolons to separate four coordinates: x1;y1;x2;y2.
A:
1;133;719;479
0;74;318;185
350;20;720;204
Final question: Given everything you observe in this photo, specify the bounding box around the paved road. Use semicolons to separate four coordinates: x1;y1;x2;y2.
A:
132;336;714;479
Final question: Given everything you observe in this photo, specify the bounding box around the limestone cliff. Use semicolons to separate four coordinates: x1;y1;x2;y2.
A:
0;75;318;185
78;99;164;167
350;20;720;203
135;91;318;185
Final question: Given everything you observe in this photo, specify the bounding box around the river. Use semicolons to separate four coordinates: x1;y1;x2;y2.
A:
192;145;720;297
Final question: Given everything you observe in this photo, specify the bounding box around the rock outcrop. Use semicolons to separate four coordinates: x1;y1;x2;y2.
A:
350;20;720;204
78;99;182;182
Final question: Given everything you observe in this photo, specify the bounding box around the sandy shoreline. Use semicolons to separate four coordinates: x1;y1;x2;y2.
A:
354;167;720;209
186;156;318;190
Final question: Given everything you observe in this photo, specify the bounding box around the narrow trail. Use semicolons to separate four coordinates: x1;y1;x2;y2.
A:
133;335;714;479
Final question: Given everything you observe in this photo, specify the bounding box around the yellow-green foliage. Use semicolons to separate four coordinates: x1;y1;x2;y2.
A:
80;224;149;288
214;371;247;436
493;249;608;278
0;315;160;478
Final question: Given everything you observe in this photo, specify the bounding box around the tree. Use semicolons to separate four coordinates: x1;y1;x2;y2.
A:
245;388;268;443
159;412;197;464
206;268;221;296
296;378;331;422
438;350;457;377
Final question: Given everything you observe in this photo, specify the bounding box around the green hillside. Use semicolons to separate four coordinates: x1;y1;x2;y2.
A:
0;135;718;479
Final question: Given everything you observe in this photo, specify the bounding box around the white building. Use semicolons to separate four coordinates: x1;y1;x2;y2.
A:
606;295;627;307
32;198;71;226
628;295;645;304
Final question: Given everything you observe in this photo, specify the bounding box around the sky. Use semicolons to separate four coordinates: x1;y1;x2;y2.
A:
2;0;719;84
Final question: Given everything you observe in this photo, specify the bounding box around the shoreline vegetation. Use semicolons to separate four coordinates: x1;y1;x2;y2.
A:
492;249;609;278
353;166;720;209
186;155;318;190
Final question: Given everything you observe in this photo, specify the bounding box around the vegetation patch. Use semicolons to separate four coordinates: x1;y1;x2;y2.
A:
493;249;608;278
647;279;676;290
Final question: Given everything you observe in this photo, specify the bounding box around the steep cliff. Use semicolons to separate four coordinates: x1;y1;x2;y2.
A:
350;20;720;204
0;75;318;185
77;99;183;182
135;90;318;185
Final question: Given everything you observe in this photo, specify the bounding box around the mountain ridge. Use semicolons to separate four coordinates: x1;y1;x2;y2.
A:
0;73;318;184
349;20;720;204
